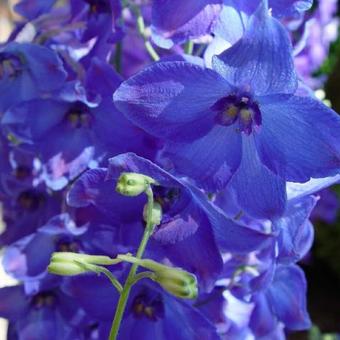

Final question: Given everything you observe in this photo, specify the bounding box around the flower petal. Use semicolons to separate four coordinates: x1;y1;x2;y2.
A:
257;95;340;182
229;136;286;219
151;0;222;48
113;61;231;142
267;264;311;330
164;125;242;191
212;3;297;96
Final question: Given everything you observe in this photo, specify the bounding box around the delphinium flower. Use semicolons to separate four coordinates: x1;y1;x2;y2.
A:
2;58;159;189
0;42;66;113
114;2;340;219
0;0;339;339
67;152;270;289
0;284;88;339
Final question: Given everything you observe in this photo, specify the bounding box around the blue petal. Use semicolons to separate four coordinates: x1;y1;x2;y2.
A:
275;196;317;263
187;181;272;253
161;212;223;290
108;153;184;189
61;275;119;321
164;125;242;191
267;264;311;330
229;136;286;219
67;167;145;223
14;0;56;20
213;0;255;44
2;99;68;143
85;57;122;100
212;3;297;96
113;61;231;142
0;286;29;321
287;175;340;201
10;43;67;92
152;203;200;244
249;293;277;337
256;95;340;182
270;0;313;18
151;0;222;48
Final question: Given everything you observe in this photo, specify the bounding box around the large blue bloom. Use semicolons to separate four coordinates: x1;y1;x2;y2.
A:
113;3;340;219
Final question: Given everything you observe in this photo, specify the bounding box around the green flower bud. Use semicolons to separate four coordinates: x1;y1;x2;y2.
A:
143;202;162;226
48;261;90;276
154;267;198;299
117;255;198;299
116;172;156;196
48;252;118;276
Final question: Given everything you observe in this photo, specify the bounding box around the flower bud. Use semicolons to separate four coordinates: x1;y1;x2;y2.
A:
116;172;156;196
153;267;198;299
143;202;162;226
117;255;198;299
48;252;117;276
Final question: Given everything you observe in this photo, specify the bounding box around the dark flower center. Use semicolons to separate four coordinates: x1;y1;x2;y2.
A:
65;102;92;129
14;165;32;180
212;94;262;135
131;292;164;321
17;190;45;211
153;186;181;214
0;53;23;80
84;0;111;14
57;240;79;253
31;292;56;309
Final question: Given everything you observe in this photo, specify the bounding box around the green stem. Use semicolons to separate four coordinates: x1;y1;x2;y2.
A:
184;41;194;55
130;271;156;286
113;42;122;73
109;187;155;340
97;267;124;294
126;0;160;61
73;261;123;294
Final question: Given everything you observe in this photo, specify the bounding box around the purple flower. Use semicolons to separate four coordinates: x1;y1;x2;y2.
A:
67;152;269;288
0;43;66;112
0;285;86;340
114;4;340;219
2;59;159;189
63;274;220;339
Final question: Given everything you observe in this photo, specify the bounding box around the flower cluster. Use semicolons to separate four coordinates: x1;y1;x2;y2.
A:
0;0;339;339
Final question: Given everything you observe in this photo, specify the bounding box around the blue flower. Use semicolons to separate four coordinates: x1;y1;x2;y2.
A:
249;264;311;336
0;285;86;340
2;214;92;282
63;274;220;339
114;4;340;219
0;43;66;112
2;59;160;189
68;153;270;289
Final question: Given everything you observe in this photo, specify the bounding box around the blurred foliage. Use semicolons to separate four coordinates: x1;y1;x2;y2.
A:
309;325;339;340
313;186;340;280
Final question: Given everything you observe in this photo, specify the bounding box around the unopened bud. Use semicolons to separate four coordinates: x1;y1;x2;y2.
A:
117;255;198;299
48;252;117;276
143;202;162;226
116;172;156;197
154;267;198;299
